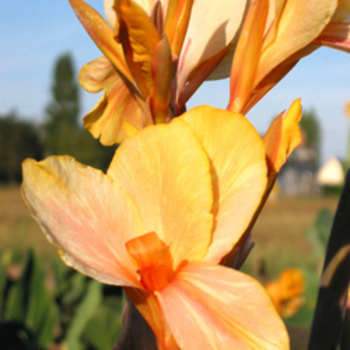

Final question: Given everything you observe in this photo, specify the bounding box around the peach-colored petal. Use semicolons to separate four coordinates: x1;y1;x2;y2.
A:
176;0;248;90
177;45;230;113
21;156;143;288
69;0;133;84
256;0;338;85
157;262;289;350
181;106;267;263
107;121;214;269
80;57;144;145
314;22;350;53
104;0;117;26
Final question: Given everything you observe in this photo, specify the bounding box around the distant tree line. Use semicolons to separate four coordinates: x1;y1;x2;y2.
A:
0;53;116;184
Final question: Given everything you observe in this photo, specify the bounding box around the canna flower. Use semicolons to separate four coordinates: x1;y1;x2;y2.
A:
227;0;350;114
70;0;248;145
265;269;306;318
22;106;289;349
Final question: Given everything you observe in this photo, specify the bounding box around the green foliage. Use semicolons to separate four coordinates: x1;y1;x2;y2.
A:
66;281;103;350
81;295;124;350
0;249;124;349
299;109;321;165
44;122;117;171
44;53;80;156
0;112;43;183
0;249;58;349
306;208;334;260
0;321;42;350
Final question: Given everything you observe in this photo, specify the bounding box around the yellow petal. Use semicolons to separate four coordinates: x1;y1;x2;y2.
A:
69;0;133;84
157;262;289;350
256;0;338;85
107;121;214;269
21;156;144;287
182;106;267;263
330;0;350;23
80;57;144;145
263;99;302;175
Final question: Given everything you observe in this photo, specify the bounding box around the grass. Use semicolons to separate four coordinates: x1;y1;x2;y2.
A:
246;196;338;278
0;185;57;261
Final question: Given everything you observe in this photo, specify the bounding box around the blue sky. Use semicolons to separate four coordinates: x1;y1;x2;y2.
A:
2;1;350;163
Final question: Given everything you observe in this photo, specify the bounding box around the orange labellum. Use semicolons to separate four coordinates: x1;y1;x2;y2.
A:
126;232;174;292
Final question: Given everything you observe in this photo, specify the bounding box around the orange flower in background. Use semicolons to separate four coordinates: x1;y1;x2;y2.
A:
227;0;350;114
69;0;248;145
266;269;306;318
22;106;289;349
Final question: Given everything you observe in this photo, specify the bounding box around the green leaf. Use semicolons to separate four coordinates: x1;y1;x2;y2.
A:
4;250;58;347
66;280;102;350
81;295;124;350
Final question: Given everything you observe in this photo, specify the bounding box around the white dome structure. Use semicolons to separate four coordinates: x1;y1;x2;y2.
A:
317;157;344;186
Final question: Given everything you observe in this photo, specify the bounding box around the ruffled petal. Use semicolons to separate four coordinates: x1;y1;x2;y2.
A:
107;120;214;269
80;57;144;145
157;262;289;350
182;106;267;263
21;156;143;288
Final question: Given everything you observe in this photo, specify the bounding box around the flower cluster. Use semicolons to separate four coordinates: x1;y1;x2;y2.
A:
22;0;350;349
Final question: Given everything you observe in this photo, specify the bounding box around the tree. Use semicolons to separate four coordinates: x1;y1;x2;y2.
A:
45;53;80;128
0;112;43;182
300;109;321;165
44;53;80;155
